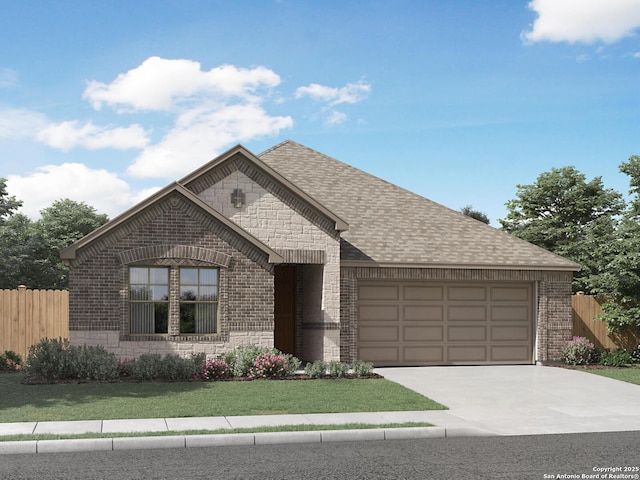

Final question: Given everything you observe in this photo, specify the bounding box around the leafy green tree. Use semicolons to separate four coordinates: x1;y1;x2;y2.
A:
590;156;640;333
460;205;490;224
0;178;21;222
0;194;108;289
500;166;625;292
32;199;109;289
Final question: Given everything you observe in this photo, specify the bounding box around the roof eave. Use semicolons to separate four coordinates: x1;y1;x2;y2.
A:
339;260;581;272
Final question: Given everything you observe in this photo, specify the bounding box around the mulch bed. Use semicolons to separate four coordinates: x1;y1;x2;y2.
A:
19;372;384;385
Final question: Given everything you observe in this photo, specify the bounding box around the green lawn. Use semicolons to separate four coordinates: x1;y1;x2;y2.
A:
585;367;640;385
0;374;446;423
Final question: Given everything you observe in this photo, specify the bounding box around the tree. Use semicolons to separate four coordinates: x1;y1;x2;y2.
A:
589;156;640;333
500;166;625;292
460;205;490;224
0;195;109;289
0;178;21;222
32;199;109;289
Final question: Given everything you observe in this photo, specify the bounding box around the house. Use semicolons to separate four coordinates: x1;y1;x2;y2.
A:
61;140;580;366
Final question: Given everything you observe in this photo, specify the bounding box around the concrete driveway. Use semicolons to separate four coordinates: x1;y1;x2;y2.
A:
376;365;640;436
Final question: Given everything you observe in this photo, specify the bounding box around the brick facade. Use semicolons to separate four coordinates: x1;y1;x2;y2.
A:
68;193;275;359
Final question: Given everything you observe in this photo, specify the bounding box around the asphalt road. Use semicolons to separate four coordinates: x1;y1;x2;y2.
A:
2;432;639;480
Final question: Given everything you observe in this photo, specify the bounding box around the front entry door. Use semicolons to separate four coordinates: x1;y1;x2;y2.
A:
274;265;297;356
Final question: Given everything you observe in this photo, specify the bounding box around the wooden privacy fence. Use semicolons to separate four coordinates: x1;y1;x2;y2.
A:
0;286;69;359
572;293;640;350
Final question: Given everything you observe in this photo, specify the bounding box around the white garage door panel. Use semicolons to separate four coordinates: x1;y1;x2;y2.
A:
357;281;534;366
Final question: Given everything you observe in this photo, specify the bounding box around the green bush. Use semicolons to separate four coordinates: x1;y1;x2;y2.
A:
129;354;199;381
561;336;598;365
304;361;327;378
283;354;302;376
223;345;272;377
599;349;633;367
328;361;350;378
25;338;119;382
352;360;375;377
631;345;640;364
0;351;22;372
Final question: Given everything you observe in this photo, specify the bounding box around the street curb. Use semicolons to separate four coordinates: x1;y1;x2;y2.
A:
0;426;497;455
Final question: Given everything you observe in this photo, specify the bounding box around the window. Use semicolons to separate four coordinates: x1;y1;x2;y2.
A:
129;267;169;334
179;268;218;334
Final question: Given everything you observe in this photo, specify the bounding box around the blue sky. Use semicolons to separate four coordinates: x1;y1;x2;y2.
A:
1;0;639;225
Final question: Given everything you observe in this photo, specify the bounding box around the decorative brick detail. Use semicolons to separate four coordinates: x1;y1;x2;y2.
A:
117;245;232;267
275;249;325;264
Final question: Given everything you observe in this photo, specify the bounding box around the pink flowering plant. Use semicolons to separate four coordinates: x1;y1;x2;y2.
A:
195;359;231;381
561;336;598;365
248;353;289;380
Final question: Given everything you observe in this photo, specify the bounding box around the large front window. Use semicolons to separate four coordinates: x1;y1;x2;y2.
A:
128;266;219;335
129;267;169;334
179;268;218;334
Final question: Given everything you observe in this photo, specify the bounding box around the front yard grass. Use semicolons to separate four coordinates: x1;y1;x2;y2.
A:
584;366;640;385
0;373;446;423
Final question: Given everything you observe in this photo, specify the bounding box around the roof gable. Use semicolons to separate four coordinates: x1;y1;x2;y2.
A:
60;182;284;264
259;140;580;271
179;145;348;232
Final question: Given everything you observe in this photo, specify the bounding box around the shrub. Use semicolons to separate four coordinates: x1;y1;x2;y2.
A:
130;354;199;381
71;345;120;381
25;338;119;382
599;349;633;367
117;358;134;377
561;336;598;365
631;345;640;364
352;360;375;377
130;354;163;381
304;361;327;378
25;337;72;380
0;351;22;372
224;345;274;377
248;353;289;380
283;354;302;376
195;359;231;381
328;361;350;378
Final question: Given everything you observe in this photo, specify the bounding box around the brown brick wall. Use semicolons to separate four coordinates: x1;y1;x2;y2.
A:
68;193;274;357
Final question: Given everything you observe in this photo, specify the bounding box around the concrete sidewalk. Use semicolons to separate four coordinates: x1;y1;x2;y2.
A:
0;411;486;455
2;365;639;455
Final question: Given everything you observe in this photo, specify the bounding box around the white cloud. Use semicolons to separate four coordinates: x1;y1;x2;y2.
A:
0;108;48;139
634;52;640;58
80;57;294;178
0;68;18;88
523;0;640;44
83;57;282;112
128;103;293;178
295;80;372;106
6;163;160;219
325;110;347;126
36;121;150;151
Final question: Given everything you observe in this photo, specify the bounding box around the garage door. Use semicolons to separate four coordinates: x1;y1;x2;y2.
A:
357;281;534;366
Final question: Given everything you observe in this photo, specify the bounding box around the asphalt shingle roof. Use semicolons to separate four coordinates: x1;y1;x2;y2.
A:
259;140;579;270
